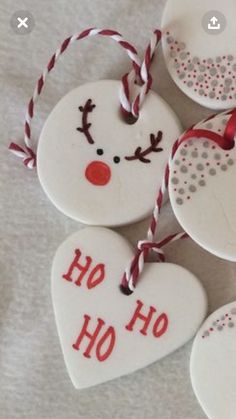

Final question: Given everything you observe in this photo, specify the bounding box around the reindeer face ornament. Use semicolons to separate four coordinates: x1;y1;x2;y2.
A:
37;80;181;226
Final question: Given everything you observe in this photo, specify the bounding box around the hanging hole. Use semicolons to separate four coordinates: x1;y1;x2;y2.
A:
119;284;133;295
119;108;138;125
224;139;235;150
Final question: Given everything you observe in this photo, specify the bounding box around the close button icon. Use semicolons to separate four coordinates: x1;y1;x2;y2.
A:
11;10;35;35
17;17;29;29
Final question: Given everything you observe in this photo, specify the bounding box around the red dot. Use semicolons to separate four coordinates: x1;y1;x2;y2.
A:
85;160;111;186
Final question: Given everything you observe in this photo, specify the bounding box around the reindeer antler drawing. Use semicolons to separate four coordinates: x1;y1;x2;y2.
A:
125;131;163;163
77;99;96;144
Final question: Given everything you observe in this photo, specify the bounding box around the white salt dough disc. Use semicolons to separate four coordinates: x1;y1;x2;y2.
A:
52;226;207;389
162;0;236;109
37;80;181;226
169;112;236;261
191;302;236;419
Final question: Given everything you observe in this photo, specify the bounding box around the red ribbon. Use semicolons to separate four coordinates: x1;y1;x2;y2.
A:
179;109;236;151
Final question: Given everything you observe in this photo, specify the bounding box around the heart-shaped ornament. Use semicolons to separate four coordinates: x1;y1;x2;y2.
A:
191;302;236;419
52;227;207;389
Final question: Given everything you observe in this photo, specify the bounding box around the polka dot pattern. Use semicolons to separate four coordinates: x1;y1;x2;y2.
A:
170;117;235;206
166;32;236;102
202;307;236;339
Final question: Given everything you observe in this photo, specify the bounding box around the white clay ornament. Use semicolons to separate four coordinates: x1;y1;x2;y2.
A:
9;28;208;389
191;302;236;419
162;0;236;109
52;227;207;389
169;109;236;261
37;79;181;226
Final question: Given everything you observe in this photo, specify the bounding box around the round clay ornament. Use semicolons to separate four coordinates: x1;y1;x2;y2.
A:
162;0;236;109
169;112;236;261
37;80;181;226
191;302;236;419
51;226;207;389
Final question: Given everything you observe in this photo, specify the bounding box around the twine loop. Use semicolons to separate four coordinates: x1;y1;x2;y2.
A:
9;28;162;169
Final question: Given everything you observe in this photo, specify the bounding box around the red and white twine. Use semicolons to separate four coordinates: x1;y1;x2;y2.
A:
9;28;162;169
121;108;236;294
120;29;162;118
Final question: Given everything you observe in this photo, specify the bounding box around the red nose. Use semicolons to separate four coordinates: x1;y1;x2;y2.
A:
85;161;111;186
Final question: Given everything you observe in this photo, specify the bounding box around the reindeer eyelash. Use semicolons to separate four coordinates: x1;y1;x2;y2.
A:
77;99;96;144
125;131;163;163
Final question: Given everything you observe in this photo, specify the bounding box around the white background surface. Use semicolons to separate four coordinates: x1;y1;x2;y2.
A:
1;0;236;418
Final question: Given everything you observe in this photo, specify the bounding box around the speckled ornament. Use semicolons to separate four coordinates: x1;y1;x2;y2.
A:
169;110;236;261
162;0;236;109
191;302;236;419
